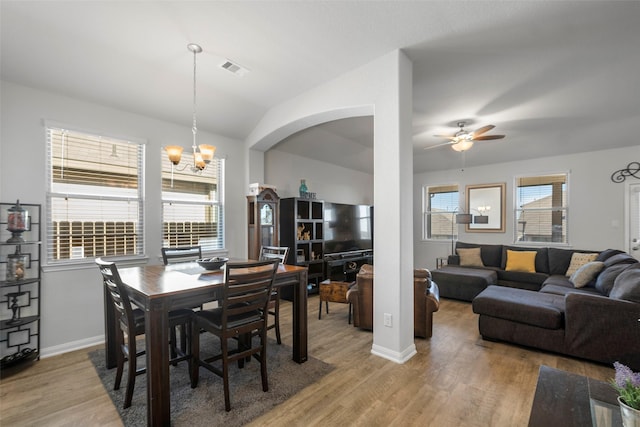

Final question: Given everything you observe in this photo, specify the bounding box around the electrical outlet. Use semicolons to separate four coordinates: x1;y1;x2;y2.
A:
384;313;392;327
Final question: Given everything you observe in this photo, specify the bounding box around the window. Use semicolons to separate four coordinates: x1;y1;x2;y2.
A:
46;126;145;263
423;185;459;240
515;173;568;243
161;151;224;252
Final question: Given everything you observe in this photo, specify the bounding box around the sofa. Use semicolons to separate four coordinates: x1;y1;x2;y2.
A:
431;242;640;369
348;264;440;338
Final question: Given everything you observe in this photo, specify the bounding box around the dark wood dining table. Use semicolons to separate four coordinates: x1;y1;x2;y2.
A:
102;261;308;427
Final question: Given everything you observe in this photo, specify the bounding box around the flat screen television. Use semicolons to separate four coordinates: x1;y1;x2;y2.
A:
323;202;373;255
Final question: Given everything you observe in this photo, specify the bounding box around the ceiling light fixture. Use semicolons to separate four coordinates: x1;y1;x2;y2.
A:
165;43;216;185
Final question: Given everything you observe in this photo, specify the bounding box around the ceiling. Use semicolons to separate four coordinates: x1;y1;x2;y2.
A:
2;1;639;175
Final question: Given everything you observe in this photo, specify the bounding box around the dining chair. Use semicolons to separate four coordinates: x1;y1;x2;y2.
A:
161;245;204;347
161;245;202;265
190;259;279;412
96;258;193;409
259;246;289;344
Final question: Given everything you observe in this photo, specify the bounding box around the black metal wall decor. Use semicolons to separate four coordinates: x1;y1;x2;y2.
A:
611;161;640;183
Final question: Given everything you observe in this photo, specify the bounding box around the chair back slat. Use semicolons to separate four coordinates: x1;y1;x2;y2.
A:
259;246;289;264
220;260;279;330
161;246;202;265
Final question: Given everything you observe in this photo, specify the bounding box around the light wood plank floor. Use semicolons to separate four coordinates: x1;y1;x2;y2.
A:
0;296;614;426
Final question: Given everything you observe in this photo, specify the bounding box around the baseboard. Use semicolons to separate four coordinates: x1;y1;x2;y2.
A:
371;342;417;364
40;335;104;358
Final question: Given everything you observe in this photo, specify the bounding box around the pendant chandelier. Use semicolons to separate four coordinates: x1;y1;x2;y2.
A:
165;43;216;180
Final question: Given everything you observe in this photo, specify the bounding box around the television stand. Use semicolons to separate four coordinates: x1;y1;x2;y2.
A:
324;250;373;282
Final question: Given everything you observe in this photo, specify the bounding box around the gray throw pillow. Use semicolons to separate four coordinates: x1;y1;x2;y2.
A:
569;261;605;288
609;268;640;303
595;263;635;295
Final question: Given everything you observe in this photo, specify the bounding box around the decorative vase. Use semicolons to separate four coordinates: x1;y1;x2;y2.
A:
299;179;308;197
619;396;640;427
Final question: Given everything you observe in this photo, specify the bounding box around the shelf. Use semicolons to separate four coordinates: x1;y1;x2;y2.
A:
0;278;40;288
1;315;40;330
0;348;39;375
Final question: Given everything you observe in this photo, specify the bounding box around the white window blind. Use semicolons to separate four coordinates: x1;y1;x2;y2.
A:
161;151;224;252
515;173;568;243
46;126;145;263
423;184;459;240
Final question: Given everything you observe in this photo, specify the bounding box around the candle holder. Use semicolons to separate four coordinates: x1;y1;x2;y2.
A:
6;200;30;243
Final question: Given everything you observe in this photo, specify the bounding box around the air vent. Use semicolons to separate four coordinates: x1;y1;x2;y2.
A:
220;59;249;77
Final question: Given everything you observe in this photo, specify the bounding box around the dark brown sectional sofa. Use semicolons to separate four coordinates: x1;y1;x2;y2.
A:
431;242;640;369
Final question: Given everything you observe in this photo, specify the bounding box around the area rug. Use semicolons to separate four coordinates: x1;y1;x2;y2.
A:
89;336;333;426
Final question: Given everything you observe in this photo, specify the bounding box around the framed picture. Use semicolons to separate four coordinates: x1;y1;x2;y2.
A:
465;183;506;232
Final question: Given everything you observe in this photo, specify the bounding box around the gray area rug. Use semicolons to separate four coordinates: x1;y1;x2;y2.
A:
89;336;333;426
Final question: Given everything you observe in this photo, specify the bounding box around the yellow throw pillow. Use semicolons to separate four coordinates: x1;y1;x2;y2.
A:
457;248;484;267
505;250;537;273
565;252;598;277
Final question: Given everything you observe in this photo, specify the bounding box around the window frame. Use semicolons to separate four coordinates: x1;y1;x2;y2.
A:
422;184;460;241
513;172;569;245
45;122;146;267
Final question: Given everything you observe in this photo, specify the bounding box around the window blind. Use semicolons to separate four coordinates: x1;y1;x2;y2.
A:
46;126;145;263
161;151;225;252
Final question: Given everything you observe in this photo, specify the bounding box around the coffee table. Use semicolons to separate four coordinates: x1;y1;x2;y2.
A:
528;365;622;427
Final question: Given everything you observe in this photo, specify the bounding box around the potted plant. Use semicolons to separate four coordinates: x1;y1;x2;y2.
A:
611;362;640;427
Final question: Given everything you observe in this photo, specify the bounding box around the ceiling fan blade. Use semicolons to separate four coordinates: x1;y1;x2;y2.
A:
473;134;505;141
472;125;495;137
424;141;453;150
433;134;457;140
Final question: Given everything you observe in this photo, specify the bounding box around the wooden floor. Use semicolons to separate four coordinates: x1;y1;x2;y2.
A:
0;296;614;426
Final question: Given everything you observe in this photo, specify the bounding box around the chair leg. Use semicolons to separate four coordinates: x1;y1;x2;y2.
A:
274;291;281;345
113;329;124;391
190;320;200;389
222;338;231;412
124;332;137;409
318;297;323;319
170;326;178;366
260;328;269;393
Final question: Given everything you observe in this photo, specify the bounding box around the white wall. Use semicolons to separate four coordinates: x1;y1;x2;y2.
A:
414;145;640;271
264;149;373;204
0;81;247;355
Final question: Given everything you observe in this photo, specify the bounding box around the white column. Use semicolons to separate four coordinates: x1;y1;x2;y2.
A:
371;50;415;363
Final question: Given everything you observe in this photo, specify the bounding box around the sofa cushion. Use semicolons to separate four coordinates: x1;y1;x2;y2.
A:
456;242;503;268
472;286;565;329
596;248;626;262
505;250;537;273
565;252;599;276
457;247;484;267
603;253;638;268
497;270;549;286
595;263;637;295
548;248;600;276
609;265;640;303
502;246;549;274
569;261;605;288
540;283;602;297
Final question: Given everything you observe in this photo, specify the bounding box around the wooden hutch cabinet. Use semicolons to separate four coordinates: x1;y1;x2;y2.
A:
247;188;280;261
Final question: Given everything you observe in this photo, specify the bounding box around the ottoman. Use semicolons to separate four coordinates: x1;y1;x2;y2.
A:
431;266;497;301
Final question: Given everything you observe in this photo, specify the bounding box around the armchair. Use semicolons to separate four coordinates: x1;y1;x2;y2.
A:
348;264;440;337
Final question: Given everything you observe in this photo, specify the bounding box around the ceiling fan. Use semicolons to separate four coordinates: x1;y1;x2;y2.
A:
426;121;505;152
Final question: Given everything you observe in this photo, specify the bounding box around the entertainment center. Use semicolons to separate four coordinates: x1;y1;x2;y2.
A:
279;197;373;299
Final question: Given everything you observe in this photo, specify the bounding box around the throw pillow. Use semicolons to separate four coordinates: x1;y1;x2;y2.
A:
457;248;484;267
505;250;537;273
595;263;635;295
569;261;605;288
609;267;640;303
565;252;598;277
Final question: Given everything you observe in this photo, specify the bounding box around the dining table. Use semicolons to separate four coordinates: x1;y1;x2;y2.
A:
102;261;308;427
